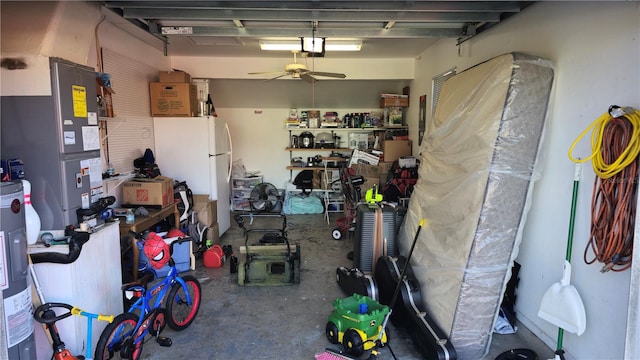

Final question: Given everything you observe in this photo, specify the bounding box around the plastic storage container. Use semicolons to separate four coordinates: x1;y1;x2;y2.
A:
138;236;191;278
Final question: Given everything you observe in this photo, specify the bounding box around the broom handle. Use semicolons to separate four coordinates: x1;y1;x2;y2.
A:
566;163;581;262
556;162;581;356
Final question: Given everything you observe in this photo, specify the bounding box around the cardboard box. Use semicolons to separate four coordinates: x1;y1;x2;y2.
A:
312;171;322;190
360;177;380;193
380;96;409;107
159;70;191;83
349;149;380;166
351;164;379;178
348;132;371;150
122;176;174;207
379;175;390;188
207;223;220;244
193;194;217;227
383;140;412;162
399;156;417;168
320;169;340;190
379;161;394;174
351;161;395;178
149;82;198;116
385;106;404;126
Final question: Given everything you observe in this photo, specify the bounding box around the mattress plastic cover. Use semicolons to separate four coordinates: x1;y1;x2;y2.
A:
397;53;554;359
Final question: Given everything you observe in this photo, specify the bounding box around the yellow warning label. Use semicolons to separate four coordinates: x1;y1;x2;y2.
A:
72;85;87;118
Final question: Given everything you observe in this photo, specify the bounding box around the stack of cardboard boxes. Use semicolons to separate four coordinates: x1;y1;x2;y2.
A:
349;139;413;196
192;195;219;244
149;70;198;116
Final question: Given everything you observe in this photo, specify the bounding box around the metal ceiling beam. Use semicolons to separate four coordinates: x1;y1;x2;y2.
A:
157;26;464;38
101;1;535;50
104;1;525;13
121;8;502;23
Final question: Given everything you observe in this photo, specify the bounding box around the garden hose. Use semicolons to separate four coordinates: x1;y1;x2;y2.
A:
569;106;640;272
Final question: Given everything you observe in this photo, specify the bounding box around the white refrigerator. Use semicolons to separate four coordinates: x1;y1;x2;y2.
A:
153;116;232;235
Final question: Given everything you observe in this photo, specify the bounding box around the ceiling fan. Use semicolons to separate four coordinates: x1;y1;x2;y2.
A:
248;51;346;83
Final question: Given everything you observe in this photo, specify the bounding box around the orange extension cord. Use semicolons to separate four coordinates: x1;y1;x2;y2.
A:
579;112;640;272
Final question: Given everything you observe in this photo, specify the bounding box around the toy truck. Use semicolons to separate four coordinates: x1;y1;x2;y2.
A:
325;293;389;357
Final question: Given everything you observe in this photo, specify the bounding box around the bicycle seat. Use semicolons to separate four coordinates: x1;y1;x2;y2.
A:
121;272;154;291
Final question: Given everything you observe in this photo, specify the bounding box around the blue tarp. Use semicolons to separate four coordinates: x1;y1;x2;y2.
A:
283;193;324;214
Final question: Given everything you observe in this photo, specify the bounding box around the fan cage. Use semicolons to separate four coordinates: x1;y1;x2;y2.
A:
249;183;282;212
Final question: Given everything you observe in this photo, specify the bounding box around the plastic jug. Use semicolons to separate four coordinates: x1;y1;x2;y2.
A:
203;245;225;268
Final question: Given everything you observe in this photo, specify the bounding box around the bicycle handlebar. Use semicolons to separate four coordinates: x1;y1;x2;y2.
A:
34;302;114;325
71;306;114;323
34;302;73;325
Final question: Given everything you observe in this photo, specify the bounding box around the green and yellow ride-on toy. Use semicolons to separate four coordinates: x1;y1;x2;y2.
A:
325;293;389;357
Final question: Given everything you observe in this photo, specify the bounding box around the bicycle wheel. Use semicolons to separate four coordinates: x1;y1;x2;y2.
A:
95;312;142;360
166;275;201;330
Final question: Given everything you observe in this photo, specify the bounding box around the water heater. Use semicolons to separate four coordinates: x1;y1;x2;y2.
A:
1;181;36;359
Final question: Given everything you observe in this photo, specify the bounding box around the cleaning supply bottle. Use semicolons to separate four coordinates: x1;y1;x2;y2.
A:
126;209;135;224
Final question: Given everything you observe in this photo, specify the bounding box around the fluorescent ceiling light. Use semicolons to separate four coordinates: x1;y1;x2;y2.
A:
326;42;362;51
259;42;300;51
259;40;361;51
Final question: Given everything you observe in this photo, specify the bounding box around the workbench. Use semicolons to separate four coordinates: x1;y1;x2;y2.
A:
118;202;195;280
118;202;180;237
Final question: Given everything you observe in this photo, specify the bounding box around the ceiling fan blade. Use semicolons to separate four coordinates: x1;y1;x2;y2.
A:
268;73;290;81
307;71;346;79
300;73;317;83
248;71;286;75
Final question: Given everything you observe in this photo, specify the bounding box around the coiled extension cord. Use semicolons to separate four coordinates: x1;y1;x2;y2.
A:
569;106;640;272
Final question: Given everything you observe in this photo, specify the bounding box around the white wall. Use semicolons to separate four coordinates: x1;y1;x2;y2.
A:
171;56;415;80
409;2;639;359
0;1;102;96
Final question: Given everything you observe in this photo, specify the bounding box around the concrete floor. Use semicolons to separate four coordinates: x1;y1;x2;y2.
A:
137;213;554;360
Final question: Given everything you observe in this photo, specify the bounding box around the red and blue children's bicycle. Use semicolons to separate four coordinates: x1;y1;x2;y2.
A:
94;232;201;360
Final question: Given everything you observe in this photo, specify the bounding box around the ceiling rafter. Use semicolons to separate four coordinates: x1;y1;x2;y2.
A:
157;26;465;38
101;1;535;58
104;1;525;13
120;8;503;23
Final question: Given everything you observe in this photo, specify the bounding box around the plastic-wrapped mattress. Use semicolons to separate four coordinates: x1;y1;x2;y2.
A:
397;53;554;359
